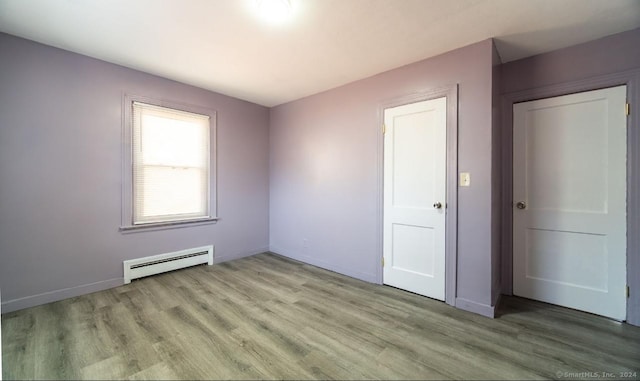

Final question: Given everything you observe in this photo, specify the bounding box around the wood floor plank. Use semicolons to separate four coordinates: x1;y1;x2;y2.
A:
227;325;316;380
80;355;131;380
32;302;78;379
295;326;393;380
3;252;640;380
127;361;180;380
1;309;36;379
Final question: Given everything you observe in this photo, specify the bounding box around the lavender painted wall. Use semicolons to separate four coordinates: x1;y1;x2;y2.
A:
0;33;270;312
501;28;640;94
500;28;640;326
270;39;499;315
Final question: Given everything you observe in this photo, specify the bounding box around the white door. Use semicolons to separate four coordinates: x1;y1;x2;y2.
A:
383;97;447;300
513;86;627;320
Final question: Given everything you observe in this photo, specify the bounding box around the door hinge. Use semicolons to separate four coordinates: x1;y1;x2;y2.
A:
625;103;630;116
382;257;385;267
627;285;630;298
382;124;386;134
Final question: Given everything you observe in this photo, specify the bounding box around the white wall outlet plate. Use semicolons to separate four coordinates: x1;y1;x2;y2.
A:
460;172;471;187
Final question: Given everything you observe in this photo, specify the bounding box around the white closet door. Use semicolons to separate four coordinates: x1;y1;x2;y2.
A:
513;86;627;320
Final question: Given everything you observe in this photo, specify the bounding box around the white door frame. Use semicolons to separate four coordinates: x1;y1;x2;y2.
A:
501;72;639;325
377;85;459;306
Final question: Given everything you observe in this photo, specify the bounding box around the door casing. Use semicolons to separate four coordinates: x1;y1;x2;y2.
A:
501;72;639;325
377;85;459;306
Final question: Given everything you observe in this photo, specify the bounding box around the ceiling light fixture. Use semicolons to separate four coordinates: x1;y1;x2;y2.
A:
256;0;292;24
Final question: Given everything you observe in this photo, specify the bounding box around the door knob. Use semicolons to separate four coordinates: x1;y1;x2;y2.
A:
433;202;442;209
516;201;526;210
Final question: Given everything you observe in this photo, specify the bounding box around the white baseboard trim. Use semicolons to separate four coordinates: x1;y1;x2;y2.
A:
1;247;270;314
1;278;123;314
269;246;377;284
455;297;496;318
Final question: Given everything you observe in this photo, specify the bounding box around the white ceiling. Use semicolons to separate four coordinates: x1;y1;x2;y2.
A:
1;0;639;107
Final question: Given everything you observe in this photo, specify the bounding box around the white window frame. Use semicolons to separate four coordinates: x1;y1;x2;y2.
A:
121;94;217;232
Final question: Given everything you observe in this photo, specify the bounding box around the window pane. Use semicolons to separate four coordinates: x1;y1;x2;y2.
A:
132;101;210;224
141;114;208;167
136;166;207;220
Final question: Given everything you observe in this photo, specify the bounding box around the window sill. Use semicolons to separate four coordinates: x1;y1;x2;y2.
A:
119;217;219;234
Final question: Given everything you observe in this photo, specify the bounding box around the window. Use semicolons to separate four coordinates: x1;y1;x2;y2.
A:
122;96;217;230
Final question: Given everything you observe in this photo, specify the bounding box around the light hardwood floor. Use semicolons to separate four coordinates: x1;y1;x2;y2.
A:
2;253;640;380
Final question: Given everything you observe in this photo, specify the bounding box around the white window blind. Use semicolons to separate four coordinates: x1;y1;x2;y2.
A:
132;102;210;225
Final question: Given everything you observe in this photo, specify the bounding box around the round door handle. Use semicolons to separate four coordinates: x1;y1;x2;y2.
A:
516;201;526;210
433;202;442;209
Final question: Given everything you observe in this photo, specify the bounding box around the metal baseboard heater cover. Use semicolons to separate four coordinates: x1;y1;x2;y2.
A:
123;245;214;284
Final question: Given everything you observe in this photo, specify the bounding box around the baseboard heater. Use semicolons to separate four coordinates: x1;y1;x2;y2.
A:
123;245;214;284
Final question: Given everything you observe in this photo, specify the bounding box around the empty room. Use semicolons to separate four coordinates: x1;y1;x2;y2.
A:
1;0;640;379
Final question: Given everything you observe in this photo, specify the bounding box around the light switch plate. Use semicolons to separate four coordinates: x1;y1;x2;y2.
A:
460;172;471;187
